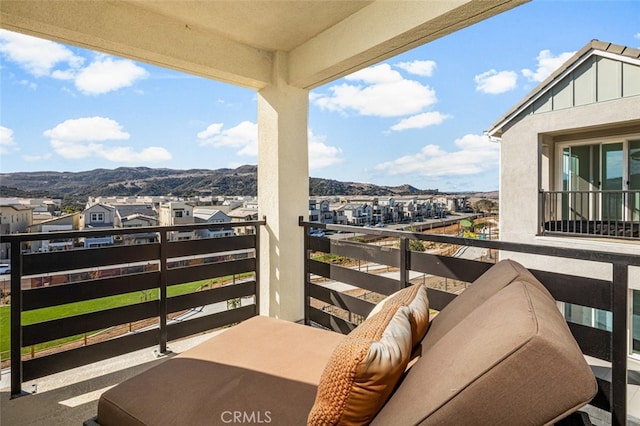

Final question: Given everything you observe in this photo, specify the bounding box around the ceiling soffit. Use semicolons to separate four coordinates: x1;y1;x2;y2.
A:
0;1;528;90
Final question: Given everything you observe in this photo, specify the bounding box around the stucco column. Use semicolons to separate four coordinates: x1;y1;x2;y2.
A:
257;51;309;321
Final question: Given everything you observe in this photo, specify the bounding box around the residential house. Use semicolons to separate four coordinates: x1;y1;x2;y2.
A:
379;197;398;223
339;203;372;225
402;198;419;221
80;203;117;248
158;201;195;241
0;201;33;259
193;208;234;238
28;213;80;252
486;40;640;357
227;205;259;236
318;199;334;224
309;199;334;224
120;214;159;245
308;199;321;222
31;208;53;225
329;201;347;225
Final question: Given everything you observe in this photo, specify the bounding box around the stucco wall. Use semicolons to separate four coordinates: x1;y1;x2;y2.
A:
500;96;640;280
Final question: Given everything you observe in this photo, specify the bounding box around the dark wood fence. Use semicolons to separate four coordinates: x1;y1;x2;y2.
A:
2;220;264;397
301;218;640;426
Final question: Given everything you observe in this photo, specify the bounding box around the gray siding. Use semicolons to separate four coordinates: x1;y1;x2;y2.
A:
515;55;640;124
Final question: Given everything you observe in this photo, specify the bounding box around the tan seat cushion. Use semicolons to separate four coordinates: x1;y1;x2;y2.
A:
97;316;345;426
308;304;413;425
367;283;430;348
372;281;597;425
423;258;553;348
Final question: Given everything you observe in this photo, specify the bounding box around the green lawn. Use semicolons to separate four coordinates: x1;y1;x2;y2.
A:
0;275;247;361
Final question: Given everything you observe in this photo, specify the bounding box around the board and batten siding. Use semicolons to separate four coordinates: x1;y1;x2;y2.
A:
522;55;640;116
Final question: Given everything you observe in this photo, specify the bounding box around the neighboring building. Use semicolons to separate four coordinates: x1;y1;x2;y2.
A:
158;201;194;226
113;203;159;244
0;201;33;259
0;202;33;234
114;203;157;221
227;206;259;235
227;206;259;222
120;214;159;245
32;208;53;224
339;203;372;225
309;199;334;224
80;203;117;248
379;198;398;223
318;199;334;224
29;213;80;252
330;201;347;225
193;208;234;238
159;201;195;241
308;199;320;222
486;40;640;357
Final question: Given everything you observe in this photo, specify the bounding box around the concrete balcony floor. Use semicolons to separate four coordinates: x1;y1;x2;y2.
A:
3;327;640;425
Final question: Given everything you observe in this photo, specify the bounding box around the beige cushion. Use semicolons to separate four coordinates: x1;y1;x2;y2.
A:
308;304;413;425
372;281;597;425
423;258;553;348
367;283;430;348
97;316;345;426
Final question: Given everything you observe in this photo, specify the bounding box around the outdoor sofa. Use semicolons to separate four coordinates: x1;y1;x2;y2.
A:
86;259;597;425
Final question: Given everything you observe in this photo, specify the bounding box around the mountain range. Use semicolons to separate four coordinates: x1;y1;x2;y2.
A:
0;165;442;201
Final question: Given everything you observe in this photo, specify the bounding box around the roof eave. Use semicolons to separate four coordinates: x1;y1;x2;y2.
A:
486;40;640;138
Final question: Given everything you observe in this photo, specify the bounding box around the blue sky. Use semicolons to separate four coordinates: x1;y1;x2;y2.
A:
1;0;639;192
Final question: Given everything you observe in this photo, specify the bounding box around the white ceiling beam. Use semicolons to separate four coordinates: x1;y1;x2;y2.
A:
0;0;273;90
289;0;528;89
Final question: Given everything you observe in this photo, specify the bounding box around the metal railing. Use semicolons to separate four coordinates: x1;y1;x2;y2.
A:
301;218;640;426
2;220;264;398
541;190;640;239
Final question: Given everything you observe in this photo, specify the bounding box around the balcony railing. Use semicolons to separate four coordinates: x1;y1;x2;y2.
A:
1;220;264;398
541;190;640;239
301;218;640;426
2;217;638;425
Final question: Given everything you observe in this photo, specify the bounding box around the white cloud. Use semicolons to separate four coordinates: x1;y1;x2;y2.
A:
374;133;499;178
313;63;437;117
100;146;172;163
197;123;225;139
197;122;343;169
308;130;344;170
635;32;640;39
390;112;451;132
522;49;575;82
0;126;18;154
23;153;53;162
75;56;148;95
197;121;258;156
19;79;37;90
44;117;130;142
44;116;171;163
51;69;76;81
474;69;518;94
0;29;84;77
0;30;147;95
395;60;436;77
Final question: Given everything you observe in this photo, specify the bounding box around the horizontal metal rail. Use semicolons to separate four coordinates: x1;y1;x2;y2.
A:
541;190;640;240
301;218;640;426
2;220;264;398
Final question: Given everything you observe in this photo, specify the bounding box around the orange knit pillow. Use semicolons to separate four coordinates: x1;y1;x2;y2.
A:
307;304;413;425
368;284;430;348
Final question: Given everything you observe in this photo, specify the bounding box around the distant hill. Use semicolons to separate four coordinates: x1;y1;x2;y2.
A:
0;165;441;200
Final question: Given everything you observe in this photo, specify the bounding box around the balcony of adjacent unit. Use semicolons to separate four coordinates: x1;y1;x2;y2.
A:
540;140;640;240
